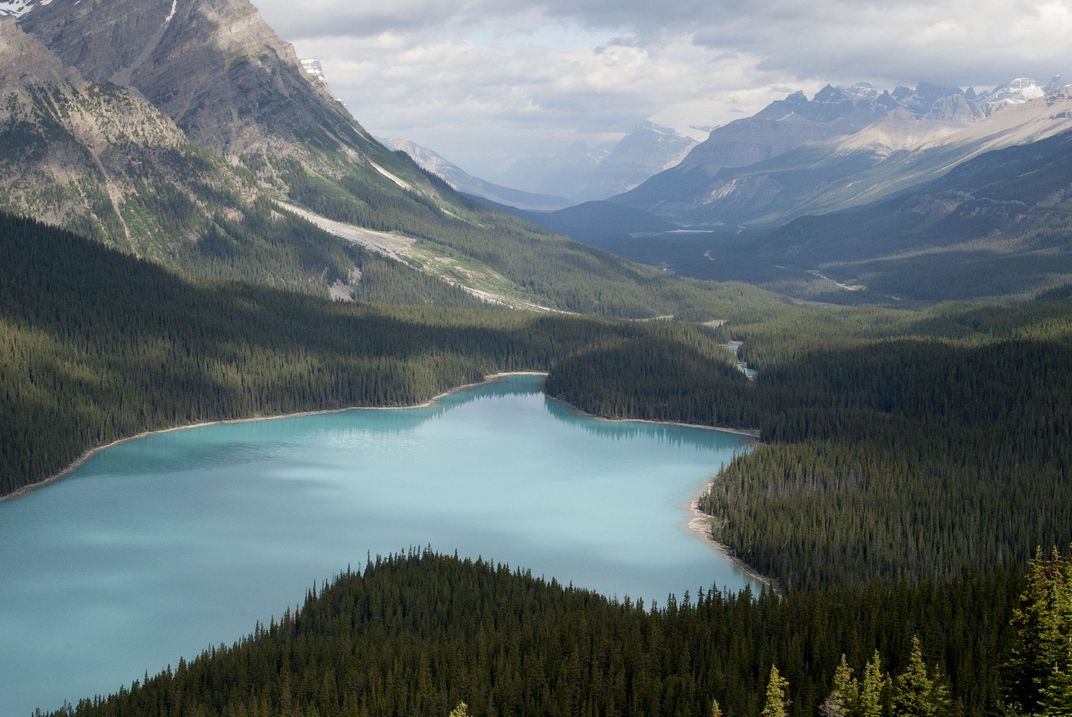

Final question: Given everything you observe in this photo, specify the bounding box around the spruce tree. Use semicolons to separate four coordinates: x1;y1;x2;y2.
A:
761;666;790;717
822;654;859;717
1007;548;1072;715
859;651;888;717
892;637;951;717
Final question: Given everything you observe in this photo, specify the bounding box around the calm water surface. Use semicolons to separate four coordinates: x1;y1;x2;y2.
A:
0;376;755;715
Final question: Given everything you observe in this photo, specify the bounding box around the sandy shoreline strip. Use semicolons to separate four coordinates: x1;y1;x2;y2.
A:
545;396;773;589
552;402;761;440
686;485;779;594
0;371;549;504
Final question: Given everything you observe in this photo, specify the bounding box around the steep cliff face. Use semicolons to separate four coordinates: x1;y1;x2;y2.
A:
17;0;436;194
0;18;256;250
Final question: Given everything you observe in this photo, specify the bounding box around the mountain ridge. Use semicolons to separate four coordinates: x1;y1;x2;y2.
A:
0;0;777;318
611;81;1072;227
379;137;572;211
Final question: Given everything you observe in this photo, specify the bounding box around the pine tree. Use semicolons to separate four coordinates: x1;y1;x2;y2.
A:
893;637;951;717
448;702;471;717
1040;548;1072;716
761;666;790;717
711;699;724;717
1007;548;1072;715
821;654;859;717
859;652;888;717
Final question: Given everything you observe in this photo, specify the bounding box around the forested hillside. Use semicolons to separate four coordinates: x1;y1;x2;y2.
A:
0;212;740;497
43;549;1072;717
33;551;1011;717
547;299;1072;590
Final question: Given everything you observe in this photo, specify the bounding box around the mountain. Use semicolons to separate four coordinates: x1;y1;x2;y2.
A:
614;85;898;222
16;0;395;172
380;138;572;211
773;126;1072;300
984;77;1046;109
611;81;1072;227
494;122;696;202
890;82;974;116
703;125;1072;301
0;0;768;318
0;20;257;260
583;121;697;198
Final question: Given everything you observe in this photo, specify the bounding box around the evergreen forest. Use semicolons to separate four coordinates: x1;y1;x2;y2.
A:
4;210;1072;715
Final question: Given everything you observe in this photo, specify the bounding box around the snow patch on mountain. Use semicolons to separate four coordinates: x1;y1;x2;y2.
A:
300;59;325;82
368;160;413;191
0;0;51;17
987;78;1046;109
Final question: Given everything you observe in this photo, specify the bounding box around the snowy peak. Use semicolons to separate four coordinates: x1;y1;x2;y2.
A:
0;0;50;18
987;77;1046;109
300;58;325;82
841;82;880;101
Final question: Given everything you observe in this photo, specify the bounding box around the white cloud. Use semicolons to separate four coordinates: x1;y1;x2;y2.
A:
253;0;1071;179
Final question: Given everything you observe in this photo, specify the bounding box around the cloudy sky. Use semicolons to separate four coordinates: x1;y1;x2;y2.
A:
256;0;1071;180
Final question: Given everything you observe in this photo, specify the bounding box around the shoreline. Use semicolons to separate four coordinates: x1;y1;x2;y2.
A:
1;368;776;593
685;482;779;594
0;371;549;505
551;401;761;440
544;396;773;590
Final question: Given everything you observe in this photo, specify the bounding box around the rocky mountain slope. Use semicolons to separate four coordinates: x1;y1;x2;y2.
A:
0;19;253;254
16;0;433;190
750;125;1072;301
613;81;1072;227
642;124;1072;303
0;0;768;317
495;121;696;203
380;138;572;211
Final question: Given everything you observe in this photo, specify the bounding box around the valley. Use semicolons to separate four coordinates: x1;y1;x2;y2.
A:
1;0;1071;715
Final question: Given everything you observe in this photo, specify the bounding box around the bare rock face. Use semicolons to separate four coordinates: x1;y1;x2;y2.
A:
0;17;255;250
0;16;80;89
926;94;986;123
19;0;368;160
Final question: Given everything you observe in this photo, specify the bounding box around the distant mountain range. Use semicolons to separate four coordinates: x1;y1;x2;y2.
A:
509;78;1072;302
747;120;1072;301
378;138;572;211
492;121;697;203
611;78;1072;226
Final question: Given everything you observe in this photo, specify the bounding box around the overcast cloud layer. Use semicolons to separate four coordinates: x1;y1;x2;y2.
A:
255;0;1072;180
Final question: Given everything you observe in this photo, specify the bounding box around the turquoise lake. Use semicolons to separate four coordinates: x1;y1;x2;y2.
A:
0;375;755;715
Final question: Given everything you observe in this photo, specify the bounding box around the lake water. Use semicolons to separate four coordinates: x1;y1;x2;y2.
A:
0;375;754;715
